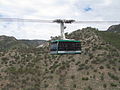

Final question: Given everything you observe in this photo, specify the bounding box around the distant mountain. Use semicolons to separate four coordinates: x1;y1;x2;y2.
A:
107;24;120;33
0;35;46;51
0;35;17;41
0;35;28;51
19;39;46;47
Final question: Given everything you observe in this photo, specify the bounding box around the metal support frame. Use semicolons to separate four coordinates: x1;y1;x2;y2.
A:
60;22;65;40
53;19;75;40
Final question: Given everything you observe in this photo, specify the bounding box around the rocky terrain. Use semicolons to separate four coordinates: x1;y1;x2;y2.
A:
0;26;120;90
107;24;120;33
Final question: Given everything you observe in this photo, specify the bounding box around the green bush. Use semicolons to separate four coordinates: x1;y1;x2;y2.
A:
73;84;76;88
84;86;92;90
108;72;119;80
82;77;89;80
100;74;104;81
77;64;90;71
7;66;16;73
110;83;117;87
103;84;107;88
44;84;49;88
71;75;75;79
99;66;104;69
1;57;9;64
106;64;111;69
75;61;81;65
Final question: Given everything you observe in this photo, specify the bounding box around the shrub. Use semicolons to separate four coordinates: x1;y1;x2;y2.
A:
71;58;75;62
89;53;93;59
82;77;89;80
44;84;49;88
1;57;9;64
73;84;76;88
84;86;92;90
110;83;117;87
78;64;90;71
100;74;104;81
103;84;107;88
106;64;111;69
87;72;89;75
85;60;89;64
99;66;104;69
71;75;75;79
108;72;119;80
75;61;81;65
94;69;97;72
91;59;106;64
7;66;16;73
118;67;120;71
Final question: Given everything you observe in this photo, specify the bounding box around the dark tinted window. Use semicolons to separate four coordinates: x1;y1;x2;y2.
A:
50;42;58;51
58;42;81;51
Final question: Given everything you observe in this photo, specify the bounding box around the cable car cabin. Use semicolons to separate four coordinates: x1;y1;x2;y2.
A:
50;40;81;54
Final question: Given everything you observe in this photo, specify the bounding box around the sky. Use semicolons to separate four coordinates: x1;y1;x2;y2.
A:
0;0;120;40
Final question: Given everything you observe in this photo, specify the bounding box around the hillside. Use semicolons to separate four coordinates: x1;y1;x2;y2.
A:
97;31;120;50
0;35;28;51
0;27;120;90
19;39;46;47
0;35;46;51
107;24;120;33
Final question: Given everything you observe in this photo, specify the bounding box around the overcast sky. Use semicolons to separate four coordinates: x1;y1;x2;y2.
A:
0;0;120;40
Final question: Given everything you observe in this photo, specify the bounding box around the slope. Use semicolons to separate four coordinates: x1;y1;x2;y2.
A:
107;24;120;33
0;35;46;51
0;35;29;51
97;31;120;50
0;27;120;90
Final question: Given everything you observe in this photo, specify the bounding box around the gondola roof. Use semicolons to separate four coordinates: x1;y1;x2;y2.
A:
51;40;81;43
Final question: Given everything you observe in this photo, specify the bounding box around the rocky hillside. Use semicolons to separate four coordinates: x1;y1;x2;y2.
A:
0;27;120;90
107;24;120;33
97;31;120;50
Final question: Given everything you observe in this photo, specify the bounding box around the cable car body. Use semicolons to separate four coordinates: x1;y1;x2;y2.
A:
50;40;81;54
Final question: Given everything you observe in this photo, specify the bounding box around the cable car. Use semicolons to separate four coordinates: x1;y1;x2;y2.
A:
50;19;81;54
50;40;81;54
